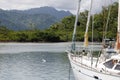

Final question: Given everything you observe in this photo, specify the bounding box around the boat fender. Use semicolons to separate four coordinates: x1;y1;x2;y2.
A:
77;21;80;26
82;50;85;52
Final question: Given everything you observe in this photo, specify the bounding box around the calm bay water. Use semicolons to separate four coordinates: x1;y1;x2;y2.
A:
0;43;75;80
0;42;101;80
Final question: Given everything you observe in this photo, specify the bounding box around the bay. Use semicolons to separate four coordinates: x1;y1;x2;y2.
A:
0;42;101;80
0;43;75;80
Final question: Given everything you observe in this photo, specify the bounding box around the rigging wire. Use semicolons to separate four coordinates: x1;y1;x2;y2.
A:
91;15;94;67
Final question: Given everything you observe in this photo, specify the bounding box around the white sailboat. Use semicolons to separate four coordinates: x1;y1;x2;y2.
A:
67;0;120;80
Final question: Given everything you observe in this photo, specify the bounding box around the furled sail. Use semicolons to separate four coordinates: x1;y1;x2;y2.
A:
84;33;89;47
84;0;93;47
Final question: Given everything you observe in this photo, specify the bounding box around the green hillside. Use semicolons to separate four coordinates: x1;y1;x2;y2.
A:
0;2;118;42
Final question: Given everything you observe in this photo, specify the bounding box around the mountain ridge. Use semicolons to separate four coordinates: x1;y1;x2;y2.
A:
0;6;72;30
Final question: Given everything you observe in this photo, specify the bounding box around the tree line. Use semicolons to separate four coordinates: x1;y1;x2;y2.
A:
0;2;118;42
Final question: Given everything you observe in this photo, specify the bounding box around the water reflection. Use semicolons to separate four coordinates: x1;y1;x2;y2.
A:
0;52;74;80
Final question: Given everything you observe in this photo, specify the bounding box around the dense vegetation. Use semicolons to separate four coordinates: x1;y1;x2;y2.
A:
0;2;118;42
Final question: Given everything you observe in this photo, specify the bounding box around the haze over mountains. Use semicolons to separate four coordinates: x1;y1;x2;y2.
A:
0;6;72;30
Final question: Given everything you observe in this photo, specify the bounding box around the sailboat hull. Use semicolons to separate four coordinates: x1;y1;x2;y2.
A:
68;53;120;80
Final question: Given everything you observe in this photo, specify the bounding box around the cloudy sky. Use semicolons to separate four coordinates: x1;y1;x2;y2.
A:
0;0;118;14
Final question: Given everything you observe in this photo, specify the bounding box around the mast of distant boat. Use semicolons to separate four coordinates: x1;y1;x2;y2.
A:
116;0;120;53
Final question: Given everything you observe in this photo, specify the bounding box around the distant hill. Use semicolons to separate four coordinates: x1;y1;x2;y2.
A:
0;7;72;30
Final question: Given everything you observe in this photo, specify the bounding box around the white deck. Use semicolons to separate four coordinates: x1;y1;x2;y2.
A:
68;52;120;80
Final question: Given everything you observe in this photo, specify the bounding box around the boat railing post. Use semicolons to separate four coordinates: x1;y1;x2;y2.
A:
95;50;101;67
105;58;107;73
90;50;93;68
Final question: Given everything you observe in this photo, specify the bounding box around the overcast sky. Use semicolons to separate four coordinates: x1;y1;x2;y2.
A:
0;0;118;14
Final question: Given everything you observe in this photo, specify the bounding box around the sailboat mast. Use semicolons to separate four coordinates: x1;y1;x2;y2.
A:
116;0;120;51
118;0;120;33
84;0;93;47
71;0;81;51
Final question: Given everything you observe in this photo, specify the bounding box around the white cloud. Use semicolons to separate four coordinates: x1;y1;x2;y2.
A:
77;0;118;14
91;0;118;14
0;0;118;14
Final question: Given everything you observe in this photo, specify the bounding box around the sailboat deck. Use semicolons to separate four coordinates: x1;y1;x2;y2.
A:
70;53;120;76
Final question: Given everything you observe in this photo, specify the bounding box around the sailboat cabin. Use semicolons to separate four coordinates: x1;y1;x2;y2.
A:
99;54;120;74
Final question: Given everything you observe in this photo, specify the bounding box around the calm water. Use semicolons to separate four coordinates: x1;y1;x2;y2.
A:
0;43;75;80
